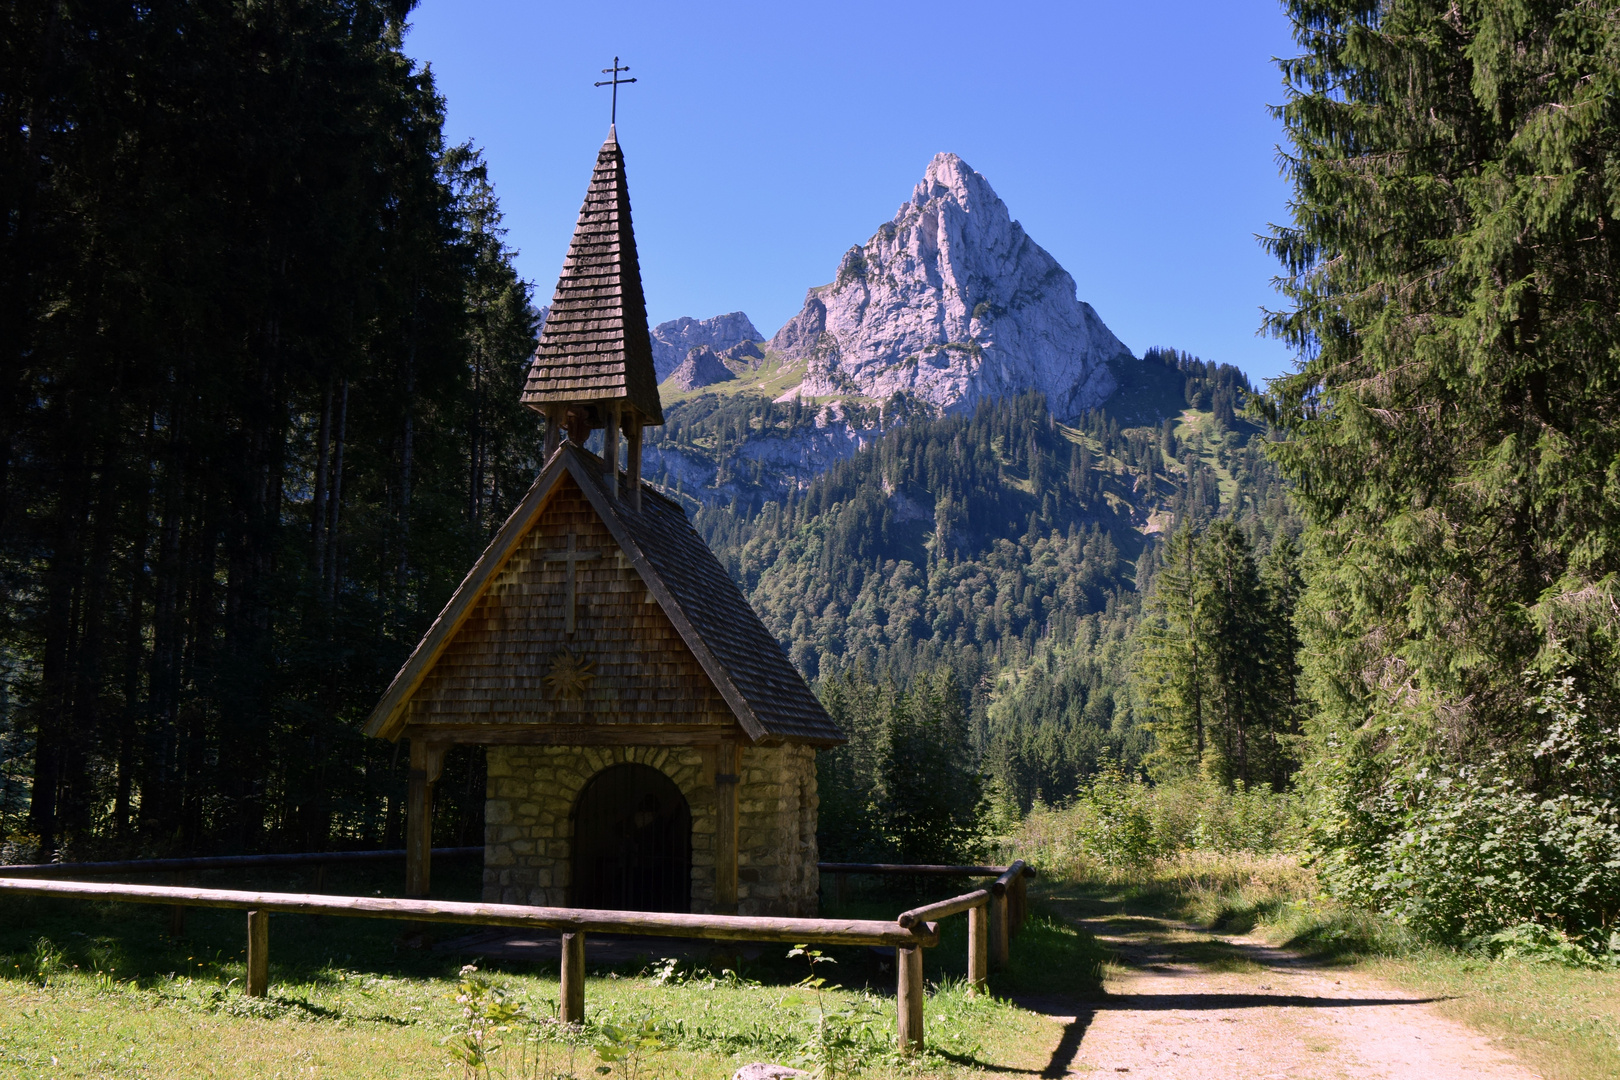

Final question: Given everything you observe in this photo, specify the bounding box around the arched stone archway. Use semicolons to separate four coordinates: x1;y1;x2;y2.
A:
484;745;712;909
571;762;692;912
484;742;820;916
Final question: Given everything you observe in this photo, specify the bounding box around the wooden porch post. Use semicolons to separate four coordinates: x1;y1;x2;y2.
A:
713;742;740;915
405;739;446;899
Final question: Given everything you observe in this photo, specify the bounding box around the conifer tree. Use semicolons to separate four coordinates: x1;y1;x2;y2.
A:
1264;1;1620;791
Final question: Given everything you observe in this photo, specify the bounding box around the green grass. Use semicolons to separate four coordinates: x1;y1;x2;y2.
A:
1360;950;1620;1080
656;350;818;408
0;868;1090;1078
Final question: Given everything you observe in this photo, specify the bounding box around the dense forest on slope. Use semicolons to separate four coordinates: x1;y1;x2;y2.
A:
0;1;539;858
643;349;1301;853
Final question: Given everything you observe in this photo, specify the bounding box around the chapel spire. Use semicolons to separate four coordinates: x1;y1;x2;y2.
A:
522;127;663;507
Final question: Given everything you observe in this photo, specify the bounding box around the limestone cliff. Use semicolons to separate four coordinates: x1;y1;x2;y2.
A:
768;153;1129;418
650;312;761;381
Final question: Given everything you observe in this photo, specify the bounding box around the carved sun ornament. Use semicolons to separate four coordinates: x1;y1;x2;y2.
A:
545;649;596;702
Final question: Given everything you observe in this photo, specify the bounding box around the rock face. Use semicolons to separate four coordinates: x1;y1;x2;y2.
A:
668;345;736;391
651;312;761;381
768;153;1130;418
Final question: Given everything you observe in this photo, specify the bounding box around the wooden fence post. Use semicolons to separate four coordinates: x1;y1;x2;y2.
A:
897;945;924;1053
836;872;848;910
1010;873;1027;937
967;902;988;993
989;890;1009;969
560;931;585;1024
246;910;269;997
168;871;187;938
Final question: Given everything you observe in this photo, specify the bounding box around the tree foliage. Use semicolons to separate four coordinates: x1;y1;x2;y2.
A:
1265;0;1620;937
0;0;540;856
1134;521;1300;788
817;666;983;865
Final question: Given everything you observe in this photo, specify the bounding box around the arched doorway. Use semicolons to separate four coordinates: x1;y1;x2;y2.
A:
571;763;692;912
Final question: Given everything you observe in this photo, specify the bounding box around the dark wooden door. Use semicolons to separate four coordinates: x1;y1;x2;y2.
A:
571;763;692;912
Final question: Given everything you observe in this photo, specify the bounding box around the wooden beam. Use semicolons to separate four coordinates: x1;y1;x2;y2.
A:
405;740;446;898
0;847;483;878
603;403;621;499
989;889;1009;969
1010;872;1028;936
897;944;925;1053
396;723;739;747
896;887;989;928
0;877;939;947
545;405;565;457
246;910;269;997
560;931;585;1023
626;417;643;512
817;863;1015;876
713;742;739;915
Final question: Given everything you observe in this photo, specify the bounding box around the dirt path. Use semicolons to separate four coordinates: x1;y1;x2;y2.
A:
1017;911;1541;1080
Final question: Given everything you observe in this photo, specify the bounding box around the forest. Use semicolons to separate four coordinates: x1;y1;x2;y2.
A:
5;0;1620;958
0;0;539;859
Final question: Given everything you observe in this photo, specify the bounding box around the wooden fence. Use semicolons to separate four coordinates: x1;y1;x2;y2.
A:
820;860;1034;970
0;846;483;937
0;855;1034;1053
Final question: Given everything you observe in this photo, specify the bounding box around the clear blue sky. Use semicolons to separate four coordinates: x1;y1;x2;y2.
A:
403;1;1302;385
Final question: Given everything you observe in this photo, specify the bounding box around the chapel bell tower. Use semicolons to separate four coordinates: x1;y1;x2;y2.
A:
521;125;664;510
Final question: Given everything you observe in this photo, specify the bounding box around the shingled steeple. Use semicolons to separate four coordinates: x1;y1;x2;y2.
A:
523;127;664;505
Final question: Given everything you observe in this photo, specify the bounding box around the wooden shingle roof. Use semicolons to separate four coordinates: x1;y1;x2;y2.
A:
364;444;843;747
521;128;663;424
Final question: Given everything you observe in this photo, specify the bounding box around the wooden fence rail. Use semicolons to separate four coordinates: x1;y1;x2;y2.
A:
817;860;1036;915
896;888;992;992
816;862;1017;876
0;846;484;877
0;876;941;1051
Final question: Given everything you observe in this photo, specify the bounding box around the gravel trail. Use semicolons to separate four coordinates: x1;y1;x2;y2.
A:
1016;912;1541;1079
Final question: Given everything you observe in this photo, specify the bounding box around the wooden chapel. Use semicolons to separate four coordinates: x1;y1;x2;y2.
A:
363;127;843;917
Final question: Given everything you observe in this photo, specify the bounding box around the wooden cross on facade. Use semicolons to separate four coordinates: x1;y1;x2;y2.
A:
594;57;636;126
544;532;602;634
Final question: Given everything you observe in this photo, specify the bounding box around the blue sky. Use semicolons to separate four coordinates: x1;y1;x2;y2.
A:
404;1;1301;385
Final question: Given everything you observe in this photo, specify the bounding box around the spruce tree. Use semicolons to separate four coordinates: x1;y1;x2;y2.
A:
1265;0;1620;771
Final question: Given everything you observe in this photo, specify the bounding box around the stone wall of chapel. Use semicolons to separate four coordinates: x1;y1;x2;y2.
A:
483;742;820;917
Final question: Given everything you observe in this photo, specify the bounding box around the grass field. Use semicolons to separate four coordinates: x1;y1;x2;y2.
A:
0;866;1103;1079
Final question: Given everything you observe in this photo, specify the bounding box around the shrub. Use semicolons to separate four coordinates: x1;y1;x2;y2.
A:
1315;677;1620;948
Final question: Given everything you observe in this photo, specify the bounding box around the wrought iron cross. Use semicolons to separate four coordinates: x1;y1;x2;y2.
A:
543;532;603;634
594;57;636;126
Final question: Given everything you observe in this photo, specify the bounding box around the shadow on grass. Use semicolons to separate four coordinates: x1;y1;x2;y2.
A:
0;861;493;992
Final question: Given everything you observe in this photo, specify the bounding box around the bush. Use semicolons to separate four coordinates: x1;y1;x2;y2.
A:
1003;761;1305;878
1315;677;1620;949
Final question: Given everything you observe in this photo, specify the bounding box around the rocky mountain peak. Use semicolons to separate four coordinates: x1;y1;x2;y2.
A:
768;153;1129;418
651;312;761;381
668;345;736;392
